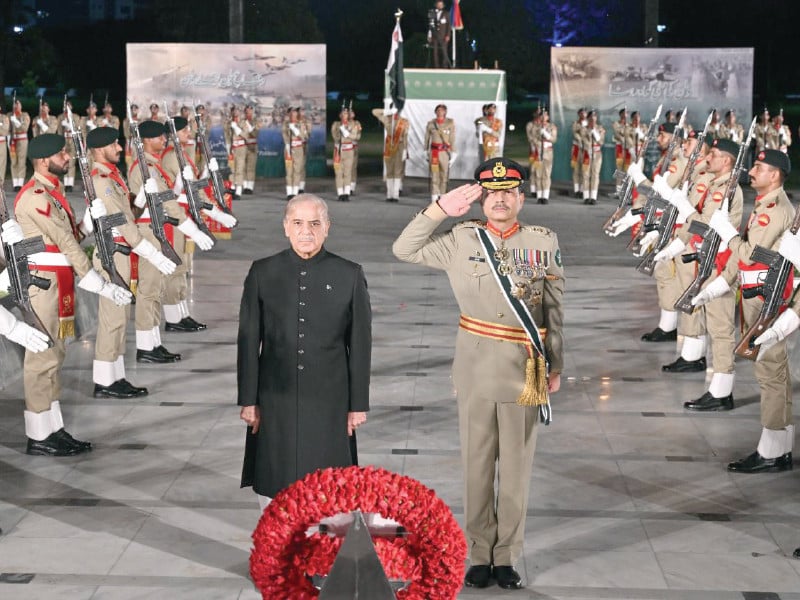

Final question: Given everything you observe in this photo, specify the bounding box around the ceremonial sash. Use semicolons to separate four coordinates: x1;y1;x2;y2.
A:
475;227;552;424
383;118;407;158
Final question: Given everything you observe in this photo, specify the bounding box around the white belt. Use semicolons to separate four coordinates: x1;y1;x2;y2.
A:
291;139;304;147
185;140;196;146
28;252;71;267
543;141;553;149
13;133;28;141
739;270;767;286
592;144;602;151
231;139;246;148
340;142;354;151
137;207;151;221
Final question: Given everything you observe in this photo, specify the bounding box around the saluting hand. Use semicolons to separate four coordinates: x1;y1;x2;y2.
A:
240;405;261;434
436;183;483;217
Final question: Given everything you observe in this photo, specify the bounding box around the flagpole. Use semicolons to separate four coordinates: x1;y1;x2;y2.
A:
452;28;456;68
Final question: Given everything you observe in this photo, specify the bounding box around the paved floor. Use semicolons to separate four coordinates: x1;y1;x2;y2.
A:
2;176;800;600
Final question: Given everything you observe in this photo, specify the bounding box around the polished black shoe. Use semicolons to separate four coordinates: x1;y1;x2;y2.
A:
299;189;305;193
386;197;398;203
94;380;141;399
53;429;92;451
118;379;148;397
137;346;181;363
165;317;204;332
588;198;597;205
641;327;677;342
728;451;793;473
662;356;706;373
464;565;492;588
184;316;207;330
286;194;293;201
684;391;733;411
575;191;583;198
156;345;181;360
233;193;241;201
540;198;548;204
27;432;81;456
582;198;590;204
338;194;346;202
243;189;253;195
794;546;800;558
65;185;73;192
13;186;21;192
493;565;523;590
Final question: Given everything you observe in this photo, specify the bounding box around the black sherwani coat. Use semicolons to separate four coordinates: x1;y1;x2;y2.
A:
237;247;372;497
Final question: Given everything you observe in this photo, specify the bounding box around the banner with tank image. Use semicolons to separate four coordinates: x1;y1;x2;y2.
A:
549;46;753;183
126;43;326;178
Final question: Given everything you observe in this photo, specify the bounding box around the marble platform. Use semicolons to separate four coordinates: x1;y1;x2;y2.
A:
2;177;800;600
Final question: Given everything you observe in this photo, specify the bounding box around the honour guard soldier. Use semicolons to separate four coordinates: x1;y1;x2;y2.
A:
612;107;632;172
161;116;233;331
348;106;362;195
0;105;8;185
57;101;79;192
766;111;791;154
81;101;100;170
148;102;165;124
393;157;564;590
282;107;309;200
579;109;605;205
225;106;246;199
331;105;359;201
242;105;259;195
525;109;541;198
122;103;139;171
194;104;212;174
755;108;770;153
99;101;120;131
696;149;794;471
9;98;30;191
531;107;557;204
475;103;503;160
297;106;311;193
86;127;177;397
718;109;744;143
629;111;647;162
32;101;58;138
570;108;586;197
3;133;132;455
424;104;455;202
372;101;408;203
127;120;201;363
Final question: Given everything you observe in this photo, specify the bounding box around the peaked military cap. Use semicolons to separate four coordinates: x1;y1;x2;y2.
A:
86;127;119;148
475;157;525;191
28;134;65;159
139;120;166;138
712;138;738;158
754;149;791;175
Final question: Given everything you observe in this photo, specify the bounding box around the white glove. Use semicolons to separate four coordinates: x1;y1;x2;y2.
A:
182;165;194;181
581;119;587;127
37;118;49;132
339;125;351;138
479;123;493;135
178;218;214;251
667;183;694;222
289;123;300;136
0;305;49;352
777;230;800;271
754;309;800;357
636;129;645;139
176;193;188;206
608;210;639;237
635;230;660;256
134;178;158;208
86;120;97;130
448;152;458;167
626;159;646;186
10;116;21;128
245;121;254;133
653;238;685;263
691;276;730;307
730;131;739;143
80;208;94;235
101;118;109;126
89;198;107;219
208;157;219;172
542;129;552;140
231;122;242;136
651;173;674;199
61;118;69;128
173;174;184;196
202;205;237;228
708;208;739;244
77;269;133;306
592;129;602;142
132;238;177;275
1;220;25;245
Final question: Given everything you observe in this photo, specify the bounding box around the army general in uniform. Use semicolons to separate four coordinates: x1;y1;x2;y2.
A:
393;157;565;590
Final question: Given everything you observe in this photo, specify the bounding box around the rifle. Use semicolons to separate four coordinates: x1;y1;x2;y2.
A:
163;102;215;240
673;116;757;314
734;204;800;361
65;106;133;296
194;107;235;218
0;187;54;347
603;104;662;234
778;108;785;149
126;99;182;265
636;110;714;276
627;109;687;253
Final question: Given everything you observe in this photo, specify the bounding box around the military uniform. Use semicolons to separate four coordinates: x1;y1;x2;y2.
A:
718;118;744;143
0;112;9;184
429;4;451;68
194;109;213;174
475;113;502;160
32;112;58;138
225;113;247;197
578;118;605;204
282;112;310;199
392;182;564;571
765;121;792;154
331;116;360;200
424;114;455;201
570;116;585;195
372;108;408;202
81;113;100;170
349;113;362;194
755;117;770;153
99;113;120;132
612;118;633;171
56;110;79;189
242;113;259;194
525;115;540;196
530;118;558;203
9;108;30;189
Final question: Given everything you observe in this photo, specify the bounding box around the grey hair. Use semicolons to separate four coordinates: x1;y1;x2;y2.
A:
284;193;330;222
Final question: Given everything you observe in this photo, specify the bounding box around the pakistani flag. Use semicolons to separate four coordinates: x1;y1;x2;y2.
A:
386;19;405;112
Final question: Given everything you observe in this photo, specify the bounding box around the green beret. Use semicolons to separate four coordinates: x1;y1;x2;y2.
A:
754;149;791;175
659;122;676;134
172;116;189;131
86;127;119;149
139;120;166;138
712;138;738;158
474;157;525;191
28;134;65;159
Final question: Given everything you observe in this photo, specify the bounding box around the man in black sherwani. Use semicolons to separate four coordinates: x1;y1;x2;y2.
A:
237;194;372;510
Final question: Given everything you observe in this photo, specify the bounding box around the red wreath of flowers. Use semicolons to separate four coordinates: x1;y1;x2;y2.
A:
250;465;467;599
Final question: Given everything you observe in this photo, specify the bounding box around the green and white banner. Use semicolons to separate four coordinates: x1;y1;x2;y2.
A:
386;68;507;181
549;46;754;182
